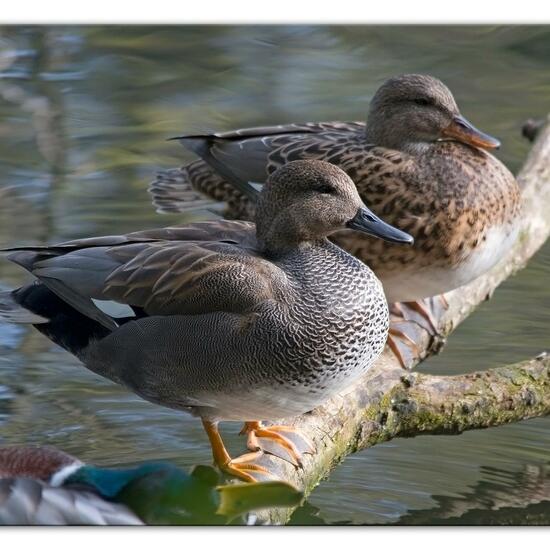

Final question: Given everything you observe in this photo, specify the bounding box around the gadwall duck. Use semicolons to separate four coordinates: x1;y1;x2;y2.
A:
150;74;522;364
0;446;301;524
0;160;412;482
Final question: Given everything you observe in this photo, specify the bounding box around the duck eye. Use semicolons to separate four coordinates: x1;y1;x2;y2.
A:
413;97;433;107
317;185;335;195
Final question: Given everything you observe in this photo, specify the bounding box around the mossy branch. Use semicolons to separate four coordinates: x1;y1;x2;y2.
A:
362;353;550;445
250;117;550;524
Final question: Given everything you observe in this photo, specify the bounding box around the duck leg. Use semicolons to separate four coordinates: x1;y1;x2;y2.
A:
202;420;271;483
402;300;438;334
240;421;314;467
387;325;421;368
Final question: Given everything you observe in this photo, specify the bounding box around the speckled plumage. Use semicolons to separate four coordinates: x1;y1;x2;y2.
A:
150;75;522;303
85;237;387;420
1;160;404;424
0;478;143;525
0;446;81;482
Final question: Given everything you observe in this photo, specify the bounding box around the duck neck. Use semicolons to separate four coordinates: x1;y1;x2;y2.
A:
365;113;431;156
255;198;325;257
258;231;326;259
64;463;165;499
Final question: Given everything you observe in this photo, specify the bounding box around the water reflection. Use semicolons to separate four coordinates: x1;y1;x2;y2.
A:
0;25;549;524
398;462;550;525
289;462;550;525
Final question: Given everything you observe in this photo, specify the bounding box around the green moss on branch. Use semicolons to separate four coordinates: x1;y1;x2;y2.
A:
359;355;550;447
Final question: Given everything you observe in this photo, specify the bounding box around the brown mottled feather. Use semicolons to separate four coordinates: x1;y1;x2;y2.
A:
0;446;80;482
330;141;521;275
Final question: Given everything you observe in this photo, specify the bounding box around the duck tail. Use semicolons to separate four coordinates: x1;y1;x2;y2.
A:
0;286;49;324
148;163;224;215
0;283;110;358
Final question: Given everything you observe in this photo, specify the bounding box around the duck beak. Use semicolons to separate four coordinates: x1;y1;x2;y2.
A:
346;207;414;245
441;115;500;150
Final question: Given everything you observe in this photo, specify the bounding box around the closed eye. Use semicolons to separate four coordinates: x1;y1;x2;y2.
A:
317;185;335;194
413;97;433;107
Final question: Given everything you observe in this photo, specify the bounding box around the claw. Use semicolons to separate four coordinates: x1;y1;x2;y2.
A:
241;422;314;467
203;419;275;483
387;296;446;369
221;452;276;483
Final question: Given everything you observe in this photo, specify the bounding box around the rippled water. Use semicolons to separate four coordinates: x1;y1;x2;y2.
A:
0;25;549;524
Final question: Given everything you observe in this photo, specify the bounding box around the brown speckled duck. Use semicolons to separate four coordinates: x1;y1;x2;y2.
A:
0;160;412;482
150;74;522;364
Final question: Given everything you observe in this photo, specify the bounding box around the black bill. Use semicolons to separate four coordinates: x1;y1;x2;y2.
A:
346;207;414;245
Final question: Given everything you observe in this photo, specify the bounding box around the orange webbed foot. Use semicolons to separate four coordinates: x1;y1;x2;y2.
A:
220;451;276;483
202;420;275;483
240;421;315;467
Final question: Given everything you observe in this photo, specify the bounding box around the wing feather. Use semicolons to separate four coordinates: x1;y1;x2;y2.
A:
0;478;142;525
3;221;284;322
178;121;366;189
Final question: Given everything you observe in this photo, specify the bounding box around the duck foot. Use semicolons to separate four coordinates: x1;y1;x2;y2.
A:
202;420;273;483
403;300;438;334
387;296;447;369
240;421;314;467
220;452;277;483
390;297;445;335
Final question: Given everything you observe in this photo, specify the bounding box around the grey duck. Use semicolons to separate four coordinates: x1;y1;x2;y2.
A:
0;160;412;482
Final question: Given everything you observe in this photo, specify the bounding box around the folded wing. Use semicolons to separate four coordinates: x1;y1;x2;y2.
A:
3;221;284;328
178;121;366;187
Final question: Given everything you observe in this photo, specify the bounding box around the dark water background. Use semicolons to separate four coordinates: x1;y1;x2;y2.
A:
0;25;549;524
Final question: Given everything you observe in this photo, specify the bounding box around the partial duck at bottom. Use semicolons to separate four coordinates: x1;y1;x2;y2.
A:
0;446;302;525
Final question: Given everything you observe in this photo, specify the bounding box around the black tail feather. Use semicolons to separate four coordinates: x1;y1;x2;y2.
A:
2;283;110;357
0;288;48;324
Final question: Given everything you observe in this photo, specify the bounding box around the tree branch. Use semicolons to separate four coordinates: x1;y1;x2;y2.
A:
251;117;550;524
365;353;550;442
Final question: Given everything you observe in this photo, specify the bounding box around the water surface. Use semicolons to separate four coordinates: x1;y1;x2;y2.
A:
0;25;549;524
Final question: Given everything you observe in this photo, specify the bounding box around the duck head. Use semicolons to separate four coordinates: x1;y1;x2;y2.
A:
255;159;413;253
365;74;500;153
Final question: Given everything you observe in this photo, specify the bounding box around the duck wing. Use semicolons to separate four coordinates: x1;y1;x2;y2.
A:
0;477;143;525
149;121;367;215
182;126;414;222
175;121;366;194
3;221;286;329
